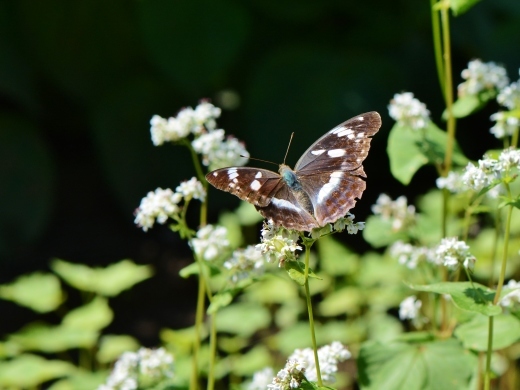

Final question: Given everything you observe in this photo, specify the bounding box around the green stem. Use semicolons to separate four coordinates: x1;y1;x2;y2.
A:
190;267;206;390
440;5;456;176
207;313;217;390
303;243;323;387
494;202;512;305
430;0;445;98
484;316;494;390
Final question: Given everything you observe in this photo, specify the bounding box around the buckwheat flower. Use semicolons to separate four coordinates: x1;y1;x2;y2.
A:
461;161;493;192
150;113;192;146
399;295;422;320
205;135;250;171
436;171;467;193
388;92;431;130
192;129;225;156
490;112;519;139
191;101;221;134
390;241;435;269
497;78;520;110
497;148;520;173
256;221;301;265
268;360;306;390
499;280;520;307
223;245;267;283
137;347;174;380
175;177;206;202
371;194;416;232
458;60;509;97
190;225;230;261
333;212;365;234
435;237;475;270
98;351;139;390
287;342;351;383
134;188;182;231
248;367;275;390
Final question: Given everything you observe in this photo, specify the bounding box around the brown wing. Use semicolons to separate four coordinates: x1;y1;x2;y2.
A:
205;167;281;207
255;185;319;231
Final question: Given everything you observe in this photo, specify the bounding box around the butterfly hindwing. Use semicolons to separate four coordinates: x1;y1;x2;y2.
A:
205;167;281;207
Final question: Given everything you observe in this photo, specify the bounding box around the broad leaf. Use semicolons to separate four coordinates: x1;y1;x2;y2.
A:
62;296;113;331
455;313;520;351
408;282;501;316
96;335;140;363
51;259;152;296
215;302;270;337
0;272;64;313
358;338;476;390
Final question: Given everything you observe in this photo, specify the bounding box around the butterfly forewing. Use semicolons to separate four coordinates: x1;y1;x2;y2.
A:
295;111;381;173
206;167;281;207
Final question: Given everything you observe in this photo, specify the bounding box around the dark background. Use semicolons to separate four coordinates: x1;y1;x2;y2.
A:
1;0;519;344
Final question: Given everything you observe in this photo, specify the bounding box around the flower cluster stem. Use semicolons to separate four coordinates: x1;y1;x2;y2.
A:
303;243;323;387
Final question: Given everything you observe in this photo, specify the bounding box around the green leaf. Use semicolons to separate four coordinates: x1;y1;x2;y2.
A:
207;291;234;314
0;354;76;388
62;296;113;331
284;261;319;286
96;334;140;363
358;338;476;390
47;370;107;390
318;287;364;316
51;259;152;296
363;215;408;248
454;313;520;351
387;122;468;185
9;324;98;352
408;282;501;316
449;0;482;16
0;272;63;313
179;262;200;278
230;345;272;376
444;89;494;118
215;302;270;337
317;236;359;276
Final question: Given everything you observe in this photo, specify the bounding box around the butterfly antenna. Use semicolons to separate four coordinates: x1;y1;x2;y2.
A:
283;132;295;165
241;155;278;167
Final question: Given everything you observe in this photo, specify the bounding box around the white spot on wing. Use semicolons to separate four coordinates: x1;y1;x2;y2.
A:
311;149;326;155
357;131;365;138
213;172;218;177
251;180;261;191
227;168;239;180
357;116;364;121
255;171;263;178
317;171;343;203
336;128;354;137
327;149;346;157
272;198;301;212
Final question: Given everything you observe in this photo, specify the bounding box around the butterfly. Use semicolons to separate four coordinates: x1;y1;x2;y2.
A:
205;112;381;231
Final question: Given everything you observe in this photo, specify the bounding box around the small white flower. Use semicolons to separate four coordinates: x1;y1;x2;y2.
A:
461;161;493;192
371;194;416;232
134;188;181;231
192;101;221;133
389;241;436;269
192;130;249;171
223;245;267;283
458;59;509;97
436;171;466;193
332;213;365;234
435;237;475;270
175;177;206;202
268;360;306;390
98;348;174;390
190;225;230;261
497;78;520;110
497;148;520;173
388;92;431;130
256;221;301;265
500;280;520;307
248;367;275;390
399;295;422;320
490;112;519;139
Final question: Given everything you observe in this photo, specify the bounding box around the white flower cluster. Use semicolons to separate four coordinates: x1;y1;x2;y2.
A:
457;59;509;97
223;245;267;283
399;295;422;320
256;221;302;265
190;224;230;261
497;73;520;110
267;359;306;390
333;213;366;234
436;171;466;193
134;178;206;231
499;280;520;307
150;101;221;145
389;241;437;269
435;237;475;270
247;367;275;390
388;92;431;130
371;194;416;232
490;112;519;139
150;101;249;170
462;148;520;193
264;342;350;389
98;347;174;390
